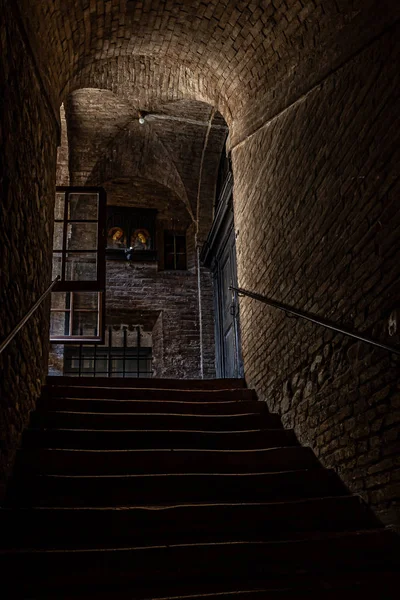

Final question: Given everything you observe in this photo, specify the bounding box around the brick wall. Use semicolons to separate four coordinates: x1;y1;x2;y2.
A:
103;184;213;380
232;25;400;526
0;0;58;492
107;261;202;378
56;105;70;186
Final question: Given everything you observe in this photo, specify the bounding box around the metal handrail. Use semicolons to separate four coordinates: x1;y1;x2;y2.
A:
0;276;60;356
230;286;400;356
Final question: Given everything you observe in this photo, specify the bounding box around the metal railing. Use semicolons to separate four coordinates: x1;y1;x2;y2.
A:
230;286;400;356
63;325;153;378
0;276;60;356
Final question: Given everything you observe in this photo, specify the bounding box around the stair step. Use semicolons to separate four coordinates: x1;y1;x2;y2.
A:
30;411;281;431
0;496;380;549
6;469;347;507
6;379;398;598
0;530;397;591
45;386;254;402
22;428;297;450
6;571;400;600
47;377;247;390
38;398;266;415
15;446;320;476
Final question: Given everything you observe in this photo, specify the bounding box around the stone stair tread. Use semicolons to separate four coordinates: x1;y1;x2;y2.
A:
0;494;370;511
0;496;381;549
30;411;282;431
0;527;394;553
22;427;299;449
6;469;349;507
0;531;398;591
6;378;398;597
36;410;264;417
0;526;397;553
6;574;400;600
46;386;254;402
38;398;266;414
46;377;247;390
15;446;321;476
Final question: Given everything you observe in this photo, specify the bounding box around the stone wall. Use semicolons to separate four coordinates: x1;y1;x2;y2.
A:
107;261;202;379
56;105;70;186
0;0;58;491
232;25;400;526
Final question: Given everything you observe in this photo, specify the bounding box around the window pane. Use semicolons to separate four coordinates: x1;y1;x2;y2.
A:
55;193;65;220
165;253;175;270
65;253;97;281
51;292;70;310
68;194;99;220
73;291;99;310
72;311;98;336
83;357;94;370
52;253;63;279
53;223;64;250
50;312;70;337
176;254;186;270
176;236;186;253
67;223;98;250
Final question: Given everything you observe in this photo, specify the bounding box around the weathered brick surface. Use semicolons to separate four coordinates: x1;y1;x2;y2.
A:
232;26;400;525
65;89;227;221
0;0;58;489
106;262;202;378
17;1;400;131
103;182;215;380
56;105;70;186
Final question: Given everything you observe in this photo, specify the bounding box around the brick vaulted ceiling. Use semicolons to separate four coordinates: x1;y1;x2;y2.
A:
63;88;228;222
17;1;399;145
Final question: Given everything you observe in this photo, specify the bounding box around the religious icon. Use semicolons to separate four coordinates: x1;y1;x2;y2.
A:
107;227;126;248
131;228;151;250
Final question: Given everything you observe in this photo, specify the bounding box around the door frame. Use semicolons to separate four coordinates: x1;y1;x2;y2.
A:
201;172;244;378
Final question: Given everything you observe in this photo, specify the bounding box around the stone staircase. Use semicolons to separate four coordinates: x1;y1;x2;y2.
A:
0;377;398;598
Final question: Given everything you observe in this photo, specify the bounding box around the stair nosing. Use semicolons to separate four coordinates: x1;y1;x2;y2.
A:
0;494;360;512
13;468;328;479
0;528;392;555
36;411;264;417
51;399;258;405
17;446;310;454
26;428;286;434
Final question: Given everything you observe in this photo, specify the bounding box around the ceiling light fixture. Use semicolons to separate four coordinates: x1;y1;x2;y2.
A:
138;111;146;125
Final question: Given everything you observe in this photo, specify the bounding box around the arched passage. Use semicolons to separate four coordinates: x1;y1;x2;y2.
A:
50;85;229;381
1;0;399;524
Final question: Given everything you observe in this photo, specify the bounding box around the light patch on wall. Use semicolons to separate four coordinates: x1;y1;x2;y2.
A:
388;310;397;336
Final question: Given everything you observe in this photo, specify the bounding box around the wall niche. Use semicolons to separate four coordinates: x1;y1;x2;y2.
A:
106;206;157;261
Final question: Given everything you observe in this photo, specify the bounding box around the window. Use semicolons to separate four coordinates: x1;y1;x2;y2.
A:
63;326;152;378
106;207;157;261
64;346;152;378
164;232;187;270
50;291;103;339
51;187;106;343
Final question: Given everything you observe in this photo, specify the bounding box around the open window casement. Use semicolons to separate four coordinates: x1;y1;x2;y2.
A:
50;187;106;343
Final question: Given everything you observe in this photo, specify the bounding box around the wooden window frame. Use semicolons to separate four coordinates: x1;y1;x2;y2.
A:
164;230;187;271
50;187;107;343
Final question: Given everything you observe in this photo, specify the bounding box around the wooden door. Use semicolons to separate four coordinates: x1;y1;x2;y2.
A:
213;226;243;379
